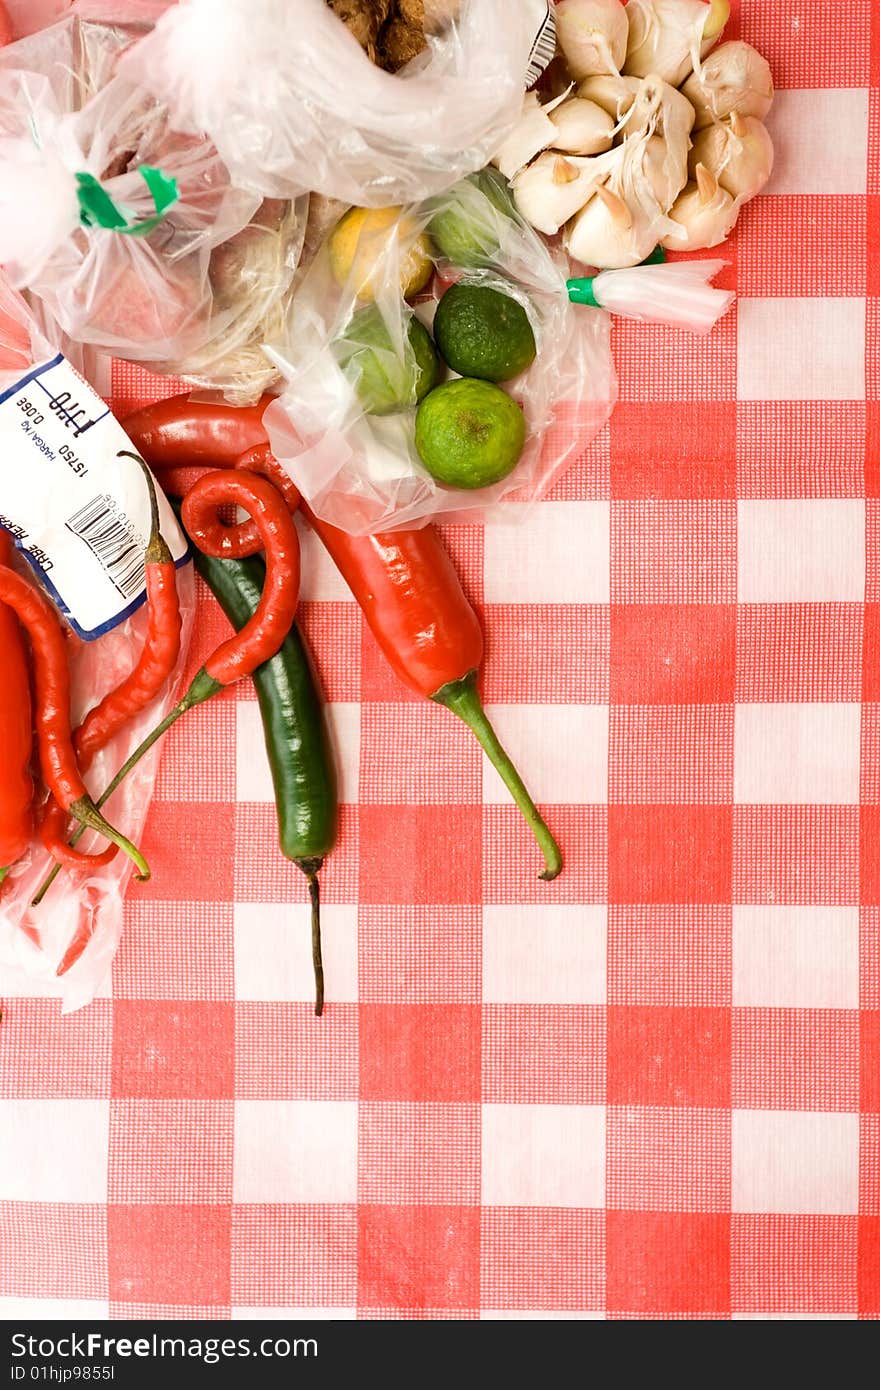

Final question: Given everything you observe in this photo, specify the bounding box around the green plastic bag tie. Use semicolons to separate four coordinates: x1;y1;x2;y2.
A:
641;245;666;265
566;276;600;308
76;164;179;237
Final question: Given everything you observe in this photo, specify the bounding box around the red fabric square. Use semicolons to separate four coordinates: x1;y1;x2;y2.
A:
607;1006;731;1107
0;1000;111;1098
865;606;880;700
359;1004;481;1102
609;805;733;904
610;605;736;705
610;402;736;500
482;1004;606;1105
112;1001;234;1100
732;1214;858;1316
606;1211;730;1316
358;1205;479;1310
108;1204;231;1306
741;0;869;87
861;807;880;906
358;805;481;905
859;1217;880;1315
861;1010;880;1112
139;801;236;903
480;1208;605;1312
733;1008;860;1112
231;1205;357;1307
862;1113;880;1215
866;404;880;498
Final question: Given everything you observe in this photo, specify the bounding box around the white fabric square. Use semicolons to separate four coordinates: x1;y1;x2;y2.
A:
482;704;608;804
737;500;865;602
482;1311;604;1320
481;1104;605;1208
233;1101;357;1202
483;502;610;604
234;902;358;1002
0;1100;108;1202
231;1307;356;1320
296;517;355;602
0;955;111;1000
236;701;360;804
734;703;860;806
0;1298;111;1320
482;904;606;1004
732;1110;859;1215
732;906;860;1009
766;89;868;195
737;298;865;402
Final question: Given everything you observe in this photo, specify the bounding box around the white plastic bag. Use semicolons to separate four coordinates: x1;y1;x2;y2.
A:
0;12;308;399
0;274;195;1011
264;171;616;534
118;0;552;207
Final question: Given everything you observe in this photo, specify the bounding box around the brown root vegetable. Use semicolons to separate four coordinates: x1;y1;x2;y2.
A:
326;0;430;71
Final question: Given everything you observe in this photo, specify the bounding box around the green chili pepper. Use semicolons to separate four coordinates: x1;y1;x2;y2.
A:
187;534;337;1016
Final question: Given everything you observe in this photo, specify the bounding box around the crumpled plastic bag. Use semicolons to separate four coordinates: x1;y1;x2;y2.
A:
0;272;195;1012
117;0;552;207
0;10;308;401
263;171;616;534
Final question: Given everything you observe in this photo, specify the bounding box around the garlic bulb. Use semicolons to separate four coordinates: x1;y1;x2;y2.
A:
578;73;642;119
566;182;658;269
550;98;615;154
624;0;730;86
644;133;688;208
555;0;629;79
689;111;774;200
512;150;607;234
661;163;739;249
681;40;774;129
493;90;572;180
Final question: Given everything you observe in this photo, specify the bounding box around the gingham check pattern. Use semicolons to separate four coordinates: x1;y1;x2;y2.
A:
0;0;877;1321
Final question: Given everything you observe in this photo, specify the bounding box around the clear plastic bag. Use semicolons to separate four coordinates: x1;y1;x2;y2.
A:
263;172;616;534
0;274;195;1011
117;0;550;207
0;11;308;400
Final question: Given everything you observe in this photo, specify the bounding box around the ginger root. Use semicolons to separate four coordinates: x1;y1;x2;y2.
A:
327;0;461;72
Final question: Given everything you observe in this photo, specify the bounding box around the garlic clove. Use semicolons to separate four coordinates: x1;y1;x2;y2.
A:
492;89;573;181
689;113;774;200
512;149;604;235
578;73;642;119
555;0;629;80
566;185;658;268
549;97;615;154
624;0;728;87
643;132;688;208
681;40;775;130
661;170;739;249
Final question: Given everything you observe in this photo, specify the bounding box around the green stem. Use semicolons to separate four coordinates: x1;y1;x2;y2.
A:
433;672;562;881
69;797;151;881
298;857;325;1016
31;667;221;907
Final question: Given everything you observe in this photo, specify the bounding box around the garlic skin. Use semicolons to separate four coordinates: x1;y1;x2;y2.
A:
493;90;572;180
688;112;774;200
624;0;730;87
578;73;642;120
661;163;739;249
681;40;775;129
566;183;658;269
549;98;615;154
643;133;688;208
512;150;606;234
555;0;629;80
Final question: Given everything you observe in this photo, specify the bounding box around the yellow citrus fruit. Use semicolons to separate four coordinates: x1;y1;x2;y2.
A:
328;206;434;301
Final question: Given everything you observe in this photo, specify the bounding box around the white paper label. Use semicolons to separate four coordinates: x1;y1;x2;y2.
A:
526;1;556;88
0;353;188;641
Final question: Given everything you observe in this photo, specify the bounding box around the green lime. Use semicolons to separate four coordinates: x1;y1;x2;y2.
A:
426;168;516;268
434;283;536;383
334;305;440;415
415;378;526;489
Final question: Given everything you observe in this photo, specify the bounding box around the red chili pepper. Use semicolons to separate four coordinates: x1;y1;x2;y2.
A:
0;4;13;47
123;398;560;879
38;458;182;888
120;395;273;470
71;470;301;828
0;567;150;880
0;531;35;877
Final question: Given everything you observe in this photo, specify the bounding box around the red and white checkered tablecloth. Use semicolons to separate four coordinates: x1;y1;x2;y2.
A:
1;0;878;1322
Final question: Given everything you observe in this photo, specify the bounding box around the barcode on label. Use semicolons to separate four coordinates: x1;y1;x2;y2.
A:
526;3;556;88
65;496;145;600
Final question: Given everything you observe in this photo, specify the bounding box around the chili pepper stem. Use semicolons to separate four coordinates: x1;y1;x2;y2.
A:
297;857;325;1016
433;672;563;881
69;797;151;881
120;451;173;565
31;667;221;907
